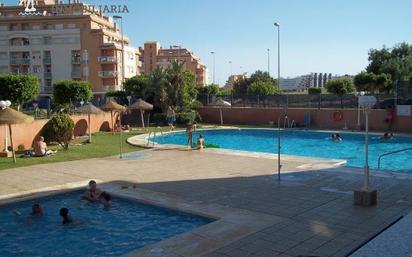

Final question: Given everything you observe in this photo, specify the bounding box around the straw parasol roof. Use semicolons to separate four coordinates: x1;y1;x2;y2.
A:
74;103;104;115
100;101;126;112
129;99;153;111
0;107;34;124
213;98;231;107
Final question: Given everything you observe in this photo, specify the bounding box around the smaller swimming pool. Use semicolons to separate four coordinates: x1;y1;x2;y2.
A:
0;191;212;257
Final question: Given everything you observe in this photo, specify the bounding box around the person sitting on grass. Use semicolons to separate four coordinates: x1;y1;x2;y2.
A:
197;134;205;150
59;208;72;225
83;180;103;202
33;136;56;157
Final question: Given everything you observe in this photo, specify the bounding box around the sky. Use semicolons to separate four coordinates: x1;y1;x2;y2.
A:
3;0;412;85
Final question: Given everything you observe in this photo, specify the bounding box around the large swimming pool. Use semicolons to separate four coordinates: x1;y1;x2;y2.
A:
153;129;412;172
0;191;212;257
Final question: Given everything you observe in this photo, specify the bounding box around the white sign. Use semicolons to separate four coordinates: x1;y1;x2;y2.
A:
397;105;411;117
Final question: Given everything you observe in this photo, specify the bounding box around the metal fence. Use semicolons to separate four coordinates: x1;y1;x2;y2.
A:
200;81;412;109
199;93;398;109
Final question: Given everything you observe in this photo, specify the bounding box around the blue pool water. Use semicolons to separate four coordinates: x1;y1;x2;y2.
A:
153;129;412;172
0;191;212;257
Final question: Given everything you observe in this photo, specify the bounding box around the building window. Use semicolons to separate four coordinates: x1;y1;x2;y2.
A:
43;36;52;45
67;24;76;29
32;66;41;73
55;24;64;29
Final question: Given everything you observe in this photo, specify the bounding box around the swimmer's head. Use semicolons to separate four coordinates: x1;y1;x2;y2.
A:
88;180;97;191
32;204;42;215
60;208;69;217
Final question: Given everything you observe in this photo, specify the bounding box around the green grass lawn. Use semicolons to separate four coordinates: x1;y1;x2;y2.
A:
0;128;167;171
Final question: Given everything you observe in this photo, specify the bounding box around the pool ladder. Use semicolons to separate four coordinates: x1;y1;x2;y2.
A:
377;147;412;169
147;127;164;146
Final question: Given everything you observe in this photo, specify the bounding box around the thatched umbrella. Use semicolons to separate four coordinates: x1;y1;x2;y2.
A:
129;99;153;128
213;98;232;125
0;105;33;163
100;101;126;135
74;103;103;143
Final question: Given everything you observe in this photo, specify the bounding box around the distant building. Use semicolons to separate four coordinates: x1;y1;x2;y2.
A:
0;0;141;97
140;41;207;86
279;73;353;90
224;73;248;90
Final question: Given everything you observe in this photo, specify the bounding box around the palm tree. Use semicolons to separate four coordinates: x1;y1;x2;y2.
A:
166;60;186;108
149;67;168;111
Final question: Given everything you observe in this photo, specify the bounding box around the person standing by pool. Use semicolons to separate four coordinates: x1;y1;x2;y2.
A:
166;106;176;131
186;122;197;148
83;180;103;202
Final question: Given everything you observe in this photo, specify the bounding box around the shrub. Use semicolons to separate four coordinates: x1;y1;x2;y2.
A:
308;87;322;94
41;114;74;150
189;100;203;109
176;111;197;125
152;113;167;126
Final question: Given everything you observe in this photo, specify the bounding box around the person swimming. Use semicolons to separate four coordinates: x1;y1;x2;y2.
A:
13;203;43;216
59;208;72;225
83;180;103;202
31;204;43;216
99;192;112;208
381;132;394;140
331;133;342;142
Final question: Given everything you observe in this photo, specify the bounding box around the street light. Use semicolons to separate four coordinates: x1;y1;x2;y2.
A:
210;51;215;84
354;95;378;206
274;22;280;92
267;48;270;75
113;15;125;91
228;61;233;77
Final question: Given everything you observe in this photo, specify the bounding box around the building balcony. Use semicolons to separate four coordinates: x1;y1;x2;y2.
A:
44;72;52;79
98;71;118;78
10;58;30;65
71;56;82;64
98;56;117;63
43;57;51;64
71;70;82;78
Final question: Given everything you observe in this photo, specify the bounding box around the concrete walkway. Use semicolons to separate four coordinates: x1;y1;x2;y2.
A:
1;149;412;257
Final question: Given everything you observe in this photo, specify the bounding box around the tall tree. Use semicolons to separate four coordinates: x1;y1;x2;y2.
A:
326;78;355;108
233;70;278;95
124;75;151;100
247;81;277;95
53;80;93;108
354;72;392;93
366;42;412;84
0;74;40;110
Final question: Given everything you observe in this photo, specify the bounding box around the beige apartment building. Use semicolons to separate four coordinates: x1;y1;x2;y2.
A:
0;0;141;97
141;41;207;86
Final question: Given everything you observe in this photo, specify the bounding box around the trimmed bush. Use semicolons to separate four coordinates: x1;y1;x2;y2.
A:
308;87;322;94
175;111;199;125
41;114;74;150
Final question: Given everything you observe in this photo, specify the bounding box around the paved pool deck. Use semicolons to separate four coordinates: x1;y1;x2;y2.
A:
1;149;412;257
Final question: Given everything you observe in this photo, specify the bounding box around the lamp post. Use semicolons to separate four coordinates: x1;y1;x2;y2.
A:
357;91;365;130
228;61;232;77
113;16;125;91
267;48;270;75
210;51;215;84
354;95;378;207
274;22;280;92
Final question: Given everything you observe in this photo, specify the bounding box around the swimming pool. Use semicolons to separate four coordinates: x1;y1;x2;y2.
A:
0;191;212;257
153;129;412;172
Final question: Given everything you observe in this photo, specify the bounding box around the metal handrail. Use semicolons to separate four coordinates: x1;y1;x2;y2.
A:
147;127;163;146
378;147;412;169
